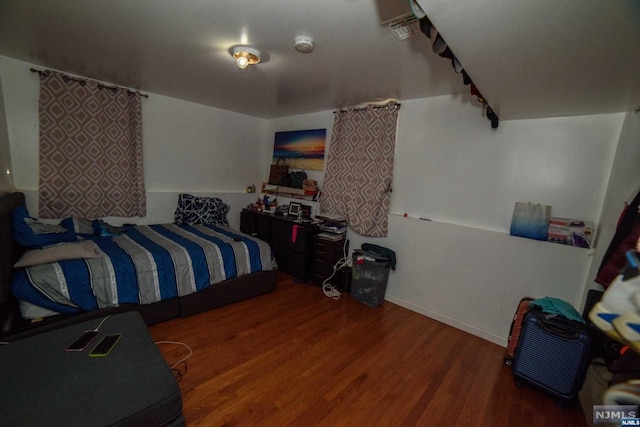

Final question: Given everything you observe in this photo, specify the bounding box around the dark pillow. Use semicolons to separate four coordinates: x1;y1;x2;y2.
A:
174;193;230;227
92;219;128;237
12;206;77;248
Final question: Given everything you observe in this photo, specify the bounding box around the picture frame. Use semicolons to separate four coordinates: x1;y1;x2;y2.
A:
300;204;311;219
288;202;301;217
273;129;327;171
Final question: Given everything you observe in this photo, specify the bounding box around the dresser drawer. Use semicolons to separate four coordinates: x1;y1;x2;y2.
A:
311;236;348;286
312;258;332;275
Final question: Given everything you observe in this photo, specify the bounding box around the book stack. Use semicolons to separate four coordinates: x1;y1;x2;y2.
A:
316;232;344;241
315;212;347;241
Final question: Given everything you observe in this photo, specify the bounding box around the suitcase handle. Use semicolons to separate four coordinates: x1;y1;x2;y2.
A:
536;314;581;340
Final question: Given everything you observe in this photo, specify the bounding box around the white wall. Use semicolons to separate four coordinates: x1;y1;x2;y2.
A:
0;55;268;228
269;95;625;346
142;93;268;194
393;97;622;233
357;216;593;344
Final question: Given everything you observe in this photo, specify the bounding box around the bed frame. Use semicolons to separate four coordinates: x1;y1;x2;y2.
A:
0;191;277;338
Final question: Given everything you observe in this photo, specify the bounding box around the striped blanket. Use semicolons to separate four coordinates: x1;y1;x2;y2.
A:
12;223;275;317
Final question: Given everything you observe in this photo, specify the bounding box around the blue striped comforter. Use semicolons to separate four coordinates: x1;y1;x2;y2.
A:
12;223;275;316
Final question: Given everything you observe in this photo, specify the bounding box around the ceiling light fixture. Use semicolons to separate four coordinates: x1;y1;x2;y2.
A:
231;46;261;69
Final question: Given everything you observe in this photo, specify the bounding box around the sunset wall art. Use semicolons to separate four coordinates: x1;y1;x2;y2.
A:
272;129;326;171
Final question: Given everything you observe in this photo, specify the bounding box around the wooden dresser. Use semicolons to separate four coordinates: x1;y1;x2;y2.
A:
240;209;318;280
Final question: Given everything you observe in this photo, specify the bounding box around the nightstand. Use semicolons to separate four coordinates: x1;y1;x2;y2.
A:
311;235;349;286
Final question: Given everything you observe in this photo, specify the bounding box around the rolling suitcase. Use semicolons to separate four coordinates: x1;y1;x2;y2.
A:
512;309;592;406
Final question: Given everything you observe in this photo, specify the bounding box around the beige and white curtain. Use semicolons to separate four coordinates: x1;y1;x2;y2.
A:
321;102;399;237
38;70;145;218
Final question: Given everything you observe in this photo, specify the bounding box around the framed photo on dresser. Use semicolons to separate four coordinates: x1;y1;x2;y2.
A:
288;202;301;217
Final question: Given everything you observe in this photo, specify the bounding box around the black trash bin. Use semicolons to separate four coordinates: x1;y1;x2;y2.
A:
351;249;391;307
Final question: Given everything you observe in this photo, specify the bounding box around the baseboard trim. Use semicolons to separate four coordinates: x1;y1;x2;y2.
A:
384;294;507;348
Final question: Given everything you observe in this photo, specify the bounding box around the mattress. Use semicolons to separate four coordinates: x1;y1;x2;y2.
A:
11;223;274;318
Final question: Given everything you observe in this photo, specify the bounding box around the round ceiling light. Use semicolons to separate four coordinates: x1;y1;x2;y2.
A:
231;46;261;69
294;36;314;53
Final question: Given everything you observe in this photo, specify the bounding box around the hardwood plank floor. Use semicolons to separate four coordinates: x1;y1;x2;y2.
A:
150;272;589;426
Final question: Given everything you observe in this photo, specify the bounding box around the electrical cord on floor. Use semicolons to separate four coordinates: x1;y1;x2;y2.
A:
155;340;193;382
323;238;352;300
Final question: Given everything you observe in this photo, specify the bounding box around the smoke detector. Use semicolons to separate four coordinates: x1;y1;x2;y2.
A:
294;36;314;53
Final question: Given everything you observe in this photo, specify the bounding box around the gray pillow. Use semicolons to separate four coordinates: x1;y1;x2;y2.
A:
14;240;102;268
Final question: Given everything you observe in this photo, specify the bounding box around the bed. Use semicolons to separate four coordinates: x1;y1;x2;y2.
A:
0;191;277;337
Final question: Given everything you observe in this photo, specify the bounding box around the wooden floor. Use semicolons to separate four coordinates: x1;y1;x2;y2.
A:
150;272;588;426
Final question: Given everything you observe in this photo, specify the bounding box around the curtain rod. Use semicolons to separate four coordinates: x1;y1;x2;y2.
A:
30;67;149;98
334;101;401;114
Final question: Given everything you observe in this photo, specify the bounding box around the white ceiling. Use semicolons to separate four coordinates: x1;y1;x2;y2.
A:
0;0;638;121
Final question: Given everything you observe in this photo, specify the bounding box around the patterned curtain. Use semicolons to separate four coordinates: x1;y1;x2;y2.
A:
321;102;399;237
38;70;145;218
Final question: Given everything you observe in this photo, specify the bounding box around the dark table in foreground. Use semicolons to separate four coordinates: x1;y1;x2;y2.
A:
0;310;184;427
